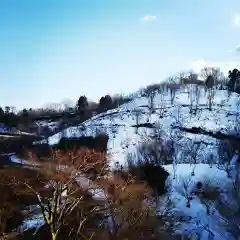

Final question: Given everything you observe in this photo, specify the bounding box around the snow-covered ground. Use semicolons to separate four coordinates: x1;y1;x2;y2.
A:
9;155;32;165
43;88;239;166
35;120;60;131
164;164;235;240
28;87;240;239
0;123;37;137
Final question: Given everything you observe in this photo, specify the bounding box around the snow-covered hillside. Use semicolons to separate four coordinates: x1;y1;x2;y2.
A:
46;87;239;166
36;86;240;239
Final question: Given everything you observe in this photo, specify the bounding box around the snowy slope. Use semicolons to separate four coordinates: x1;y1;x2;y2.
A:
36;86;240;239
164;164;235;240
46;87;240;167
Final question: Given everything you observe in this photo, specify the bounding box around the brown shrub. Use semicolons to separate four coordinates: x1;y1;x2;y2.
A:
1;148;177;240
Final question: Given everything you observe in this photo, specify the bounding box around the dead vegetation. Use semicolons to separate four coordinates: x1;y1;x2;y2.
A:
0;148;180;240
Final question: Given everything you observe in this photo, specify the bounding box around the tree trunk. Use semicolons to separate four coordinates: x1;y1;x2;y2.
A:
51;232;57;240
226;169;231;178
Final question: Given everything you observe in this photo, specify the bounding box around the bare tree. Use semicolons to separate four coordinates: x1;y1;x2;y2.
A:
175;176;193;207
191;216;215;240
96;173;158;239
194;84;201;112
138;131;180;181
218;75;228;90
188;71;198;82
141;126;178;167
172;155;178;180
213;171;240;239
165;130;183;179
165;75;178;105
201;67;221;111
206;80;215;111
201;67;221;82
138;139;164;165
205;152;217;168
178;71;191;85
151;122;164;141
182;138;204;176
186;83;201;116
217;140;235;178
141;83;161;98
148;90;156;111
172;143;181;179
3;148;171;240
133;108;142;134
157;100;167;119
158;84;167;102
188;84;195;114
8;149;110;240
170;86;177;105
171;105;187;127
175;105;182;125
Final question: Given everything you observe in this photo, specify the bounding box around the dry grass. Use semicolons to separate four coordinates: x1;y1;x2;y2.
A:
0;148;184;240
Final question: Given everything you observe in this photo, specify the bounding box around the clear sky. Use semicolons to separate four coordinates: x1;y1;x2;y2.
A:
1;0;240;109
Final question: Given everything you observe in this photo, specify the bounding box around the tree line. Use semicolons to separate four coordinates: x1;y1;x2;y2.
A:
0;94;132;132
1;66;239;132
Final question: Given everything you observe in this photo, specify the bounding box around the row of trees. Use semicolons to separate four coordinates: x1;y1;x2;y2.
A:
140;67;240;113
0;94;132;134
77;94;131;115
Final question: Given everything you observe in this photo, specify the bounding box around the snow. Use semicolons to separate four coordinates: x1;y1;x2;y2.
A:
0;152;15;156
39;89;239;169
35;120;60;132
20;87;240;238
230;153;239;165
9;155;31;165
0;123;37;137
0;153;33;166
164;164;234;239
0;135;15;138
20;213;44;232
164;164;229;184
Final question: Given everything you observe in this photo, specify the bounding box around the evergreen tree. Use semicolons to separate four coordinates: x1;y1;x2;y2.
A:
0;107;4;121
77;96;88;111
98;95;113;112
228;68;240;93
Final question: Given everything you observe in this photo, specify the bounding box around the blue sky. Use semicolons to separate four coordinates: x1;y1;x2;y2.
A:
1;0;240;109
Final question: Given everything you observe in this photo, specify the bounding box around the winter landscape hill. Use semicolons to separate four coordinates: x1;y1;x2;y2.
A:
47;85;239;165
1;81;240;240
4;1;240;239
29;84;240;239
